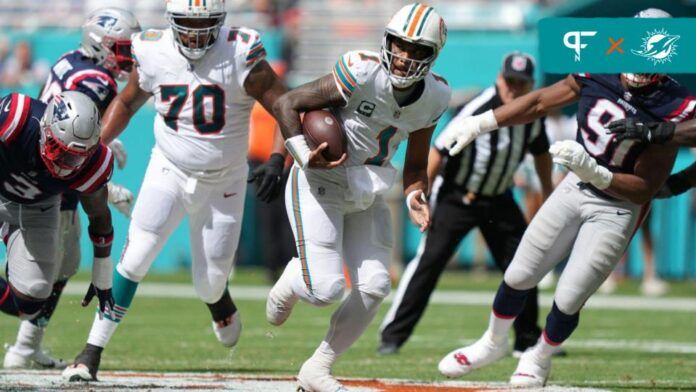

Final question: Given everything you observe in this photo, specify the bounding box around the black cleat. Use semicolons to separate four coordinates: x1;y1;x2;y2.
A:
61;344;103;382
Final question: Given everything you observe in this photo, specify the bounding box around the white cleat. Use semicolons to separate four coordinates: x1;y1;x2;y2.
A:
438;332;508;378
266;258;300;326
213;311;242;347
297;357;348;392
509;349;551;387
3;343;68;369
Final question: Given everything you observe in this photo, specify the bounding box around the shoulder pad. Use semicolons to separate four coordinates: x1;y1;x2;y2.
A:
332;51;380;100
227;27;267;67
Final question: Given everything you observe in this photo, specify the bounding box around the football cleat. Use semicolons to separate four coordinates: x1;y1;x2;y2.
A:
266;258;300;326
3;343;68;369
213;311;242;347
62;344;103;382
509;348;551;387
438;332;508;378
297;357;348;392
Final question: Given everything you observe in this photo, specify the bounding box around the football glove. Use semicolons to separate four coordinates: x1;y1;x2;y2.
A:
247;153;285;202
440;109;499;155
549;140;613;189
108;139;128;169
82;256;115;320
606;118;675;144
107;182;134;219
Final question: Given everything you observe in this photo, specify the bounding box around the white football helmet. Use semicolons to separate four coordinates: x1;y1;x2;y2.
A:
166;0;227;60
380;3;447;89
81;7;141;81
623;8;672;88
39;91;101;178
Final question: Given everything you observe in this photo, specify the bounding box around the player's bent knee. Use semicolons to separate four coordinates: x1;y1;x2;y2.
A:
116;262;146;283
553;289;585;315
195;278;228;304
14;295;46;320
503;263;539;291
356;270;391;299
308;274;345;306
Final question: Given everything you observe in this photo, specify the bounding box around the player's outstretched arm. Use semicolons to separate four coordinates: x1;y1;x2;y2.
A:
272;74;347;169
79;187;115;319
404;125;436;232
444;75;581;155
245;60;287;118
101;67;151;144
605;144;678;204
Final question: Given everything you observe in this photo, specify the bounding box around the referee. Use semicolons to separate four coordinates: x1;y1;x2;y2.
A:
379;53;555;356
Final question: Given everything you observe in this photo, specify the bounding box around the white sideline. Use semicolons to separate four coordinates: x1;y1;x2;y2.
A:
63;282;696;312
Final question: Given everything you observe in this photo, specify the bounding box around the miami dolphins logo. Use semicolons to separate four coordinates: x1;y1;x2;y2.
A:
631;29;680;65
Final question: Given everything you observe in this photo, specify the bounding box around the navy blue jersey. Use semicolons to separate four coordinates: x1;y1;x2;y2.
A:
0;93;114;204
574;73;695;174
39;50;118;209
39;50;117;113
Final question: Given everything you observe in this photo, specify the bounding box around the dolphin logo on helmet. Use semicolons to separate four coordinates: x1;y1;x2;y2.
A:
380;3;447;89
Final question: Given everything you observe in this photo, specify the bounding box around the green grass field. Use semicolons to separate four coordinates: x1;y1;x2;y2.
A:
2;268;695;391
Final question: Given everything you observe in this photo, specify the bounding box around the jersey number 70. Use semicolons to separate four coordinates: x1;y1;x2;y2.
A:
161;84;225;134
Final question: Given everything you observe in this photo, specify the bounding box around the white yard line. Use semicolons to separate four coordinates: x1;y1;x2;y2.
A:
64;282;696;312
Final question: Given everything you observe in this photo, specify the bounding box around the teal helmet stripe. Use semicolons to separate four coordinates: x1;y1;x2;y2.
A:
415;7;434;36
402;3;419;32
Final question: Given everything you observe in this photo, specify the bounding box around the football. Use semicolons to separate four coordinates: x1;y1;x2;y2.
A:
302;110;346;161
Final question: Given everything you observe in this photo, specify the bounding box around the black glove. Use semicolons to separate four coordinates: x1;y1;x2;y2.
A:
655;172;692;199
606;118;675;144
247;153;285;202
81;283;115;320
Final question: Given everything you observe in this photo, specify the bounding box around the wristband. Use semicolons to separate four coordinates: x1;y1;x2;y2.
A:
477;109;499;134
405;190;427;212
92;256;113;290
285;135;311;169
591;166;613;190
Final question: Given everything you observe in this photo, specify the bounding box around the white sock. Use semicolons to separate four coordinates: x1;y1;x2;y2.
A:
86;313;120;348
320;289;384;358
487;311;515;345
532;333;558;360
12;321;44;356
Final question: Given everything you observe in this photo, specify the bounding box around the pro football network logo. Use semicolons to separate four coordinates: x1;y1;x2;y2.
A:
563;31;597;62
631;29;680;65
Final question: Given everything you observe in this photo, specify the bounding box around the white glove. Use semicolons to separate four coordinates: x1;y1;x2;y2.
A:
109;139;127;169
549;140;613;189
107;182;134;218
440;109;499;155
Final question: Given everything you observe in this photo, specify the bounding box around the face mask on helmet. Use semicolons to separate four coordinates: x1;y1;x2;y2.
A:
380;33;436;89
100;36;135;79
168;13;225;60
39;123;96;178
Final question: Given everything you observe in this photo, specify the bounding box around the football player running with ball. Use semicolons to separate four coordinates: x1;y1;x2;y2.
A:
63;0;286;382
437;8;692;387
269;3;451;391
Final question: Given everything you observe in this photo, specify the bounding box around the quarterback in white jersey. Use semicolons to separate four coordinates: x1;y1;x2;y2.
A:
269;3;451;391
63;0;286;382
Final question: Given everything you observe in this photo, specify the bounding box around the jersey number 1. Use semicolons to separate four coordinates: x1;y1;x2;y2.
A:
161;84;225;134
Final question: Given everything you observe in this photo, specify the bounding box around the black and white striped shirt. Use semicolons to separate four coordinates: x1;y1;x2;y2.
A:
434;86;549;197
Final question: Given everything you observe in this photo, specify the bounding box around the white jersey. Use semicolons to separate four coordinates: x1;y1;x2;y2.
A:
131;26;267;172
319;50;451;183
